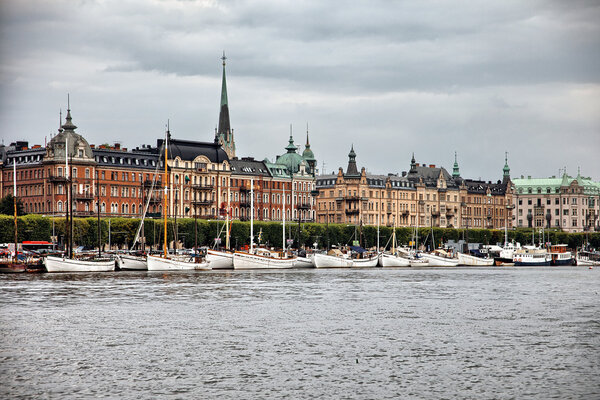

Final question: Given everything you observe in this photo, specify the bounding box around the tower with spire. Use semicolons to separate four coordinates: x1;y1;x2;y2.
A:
452;152;460;178
346;145;359;176
215;52;236;159
503;152;510;183
301;124;316;175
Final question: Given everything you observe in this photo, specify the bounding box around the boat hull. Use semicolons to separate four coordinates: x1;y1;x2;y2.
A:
420;253;459;266
206;250;234;269
295;256;315;268
313;253;353;268
117;255;147;270
147;255;210;271
380;253;410;267
45;256;115;272
351;255;379;268
458;253;494;266
233;252;296;269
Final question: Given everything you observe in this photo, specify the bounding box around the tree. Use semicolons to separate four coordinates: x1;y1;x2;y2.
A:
0;194;26;216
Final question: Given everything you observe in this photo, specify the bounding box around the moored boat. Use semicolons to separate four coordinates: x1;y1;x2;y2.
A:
147;254;210;271
313;251;354;268
547;244;574;266
206;249;234;269
513;247;551;266
420;249;459;266
457;252;494;266
233;249;296;270
45;255;115;272
351;253;380;268
576;251;600;266
380;252;411;267
117;254;148;270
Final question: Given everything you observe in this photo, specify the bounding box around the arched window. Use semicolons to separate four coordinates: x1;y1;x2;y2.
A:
57;201;63;212
132;204;136;215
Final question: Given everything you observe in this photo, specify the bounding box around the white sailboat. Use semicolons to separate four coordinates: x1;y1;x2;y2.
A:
147;125;210;271
380;218;411;267
116;254;147;270
420;249;459;266
206;249;234;269
232;178;297;270
457;252;494;266
313;250;354;268
45;134;115;272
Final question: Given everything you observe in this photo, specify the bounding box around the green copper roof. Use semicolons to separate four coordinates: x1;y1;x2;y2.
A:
503;152;510;177
302;132;315;160
452;151;460;178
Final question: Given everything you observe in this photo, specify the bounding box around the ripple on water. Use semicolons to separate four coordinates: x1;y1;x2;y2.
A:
1;268;600;399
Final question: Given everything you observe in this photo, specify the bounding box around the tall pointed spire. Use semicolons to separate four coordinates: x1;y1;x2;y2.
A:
285;124;297;153
346;145;359;176
452;151;460;178
503;151;510;180
410;152;417;173
216;52;235;158
61;95;77;131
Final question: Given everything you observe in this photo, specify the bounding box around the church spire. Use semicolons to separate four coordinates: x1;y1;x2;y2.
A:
452;151;460;178
503;151;510;178
216;52;235;158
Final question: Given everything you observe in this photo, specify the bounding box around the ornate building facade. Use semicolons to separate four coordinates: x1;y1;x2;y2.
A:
315;148;514;230
512;170;600;232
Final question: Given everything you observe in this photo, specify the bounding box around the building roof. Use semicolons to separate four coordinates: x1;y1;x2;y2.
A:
157;138;229;164
230;157;271;177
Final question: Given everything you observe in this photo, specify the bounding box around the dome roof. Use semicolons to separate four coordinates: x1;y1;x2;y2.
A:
276;135;304;173
46;109;93;162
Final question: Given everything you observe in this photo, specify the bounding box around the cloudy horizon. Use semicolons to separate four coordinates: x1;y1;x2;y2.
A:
1;0;598;181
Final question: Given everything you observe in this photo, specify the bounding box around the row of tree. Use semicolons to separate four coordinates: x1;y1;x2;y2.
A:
1;215;599;250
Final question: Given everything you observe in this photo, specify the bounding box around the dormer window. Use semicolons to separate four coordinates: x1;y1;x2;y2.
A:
78;149;83;157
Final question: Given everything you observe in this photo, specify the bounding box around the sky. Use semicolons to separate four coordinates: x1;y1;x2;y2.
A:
1;0;599;181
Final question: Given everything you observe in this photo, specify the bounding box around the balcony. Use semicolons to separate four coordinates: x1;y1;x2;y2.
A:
192;184;214;191
48;175;68;183
75;192;93;201
446;209;455;216
345;209;359;215
402;210;410;216
297;203;311;210
192;199;213;206
149;196;161;203
431;210;440;217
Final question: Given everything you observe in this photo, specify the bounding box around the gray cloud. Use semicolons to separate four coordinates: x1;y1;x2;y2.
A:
1;0;599;181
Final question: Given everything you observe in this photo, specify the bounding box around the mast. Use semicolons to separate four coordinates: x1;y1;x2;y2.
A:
65;136;70;258
13;161;18;262
226;184;230;249
174;182;178;251
97;170;101;258
282;181;286;251
250;178;254;253
163;126;168;258
376;213;380;252
69;149;73;258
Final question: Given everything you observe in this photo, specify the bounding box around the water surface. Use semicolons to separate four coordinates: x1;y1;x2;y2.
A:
1;267;599;399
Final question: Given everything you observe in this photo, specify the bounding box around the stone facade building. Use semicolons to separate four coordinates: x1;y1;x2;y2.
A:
315;148;514;230
512;171;600;232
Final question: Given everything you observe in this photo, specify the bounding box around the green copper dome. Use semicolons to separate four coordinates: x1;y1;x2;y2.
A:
276;135;304;173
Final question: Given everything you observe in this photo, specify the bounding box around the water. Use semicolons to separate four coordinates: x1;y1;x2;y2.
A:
1;267;599;399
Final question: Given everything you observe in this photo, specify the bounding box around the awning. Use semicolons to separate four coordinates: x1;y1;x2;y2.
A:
349;245;367;253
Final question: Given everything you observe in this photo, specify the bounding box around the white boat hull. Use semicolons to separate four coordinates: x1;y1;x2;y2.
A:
233;252;297;269
295;256;315;268
457;253;494;266
313;253;353;268
420;253;459;266
380;253;411;267
206;250;234;269
147;255;210;271
45;256;115;272
409;258;429;267
351;254;380;268
117;255;147;270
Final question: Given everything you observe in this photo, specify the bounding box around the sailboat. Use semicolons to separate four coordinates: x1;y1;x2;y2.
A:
233;178;297;269
45;133;115;272
206;187;234;269
380;218;410;267
147;126;210;271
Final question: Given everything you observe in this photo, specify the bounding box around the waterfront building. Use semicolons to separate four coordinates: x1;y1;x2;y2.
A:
512;170;600;232
315;148;514;230
0;108;159;218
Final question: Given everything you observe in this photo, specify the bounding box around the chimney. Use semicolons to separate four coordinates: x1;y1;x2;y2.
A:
402;171;407;177
429;164;435;168
90;144;95;149
115;143;121;150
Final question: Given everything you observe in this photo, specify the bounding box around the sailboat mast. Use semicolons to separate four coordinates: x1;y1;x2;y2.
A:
13;161;18;261
97;170;101;258
65;137;70;258
282;182;286;251
163;128;168;258
226;185;230;249
250;178;254;253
